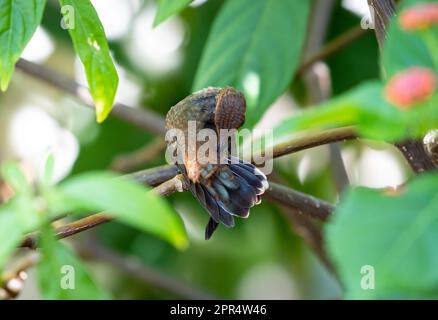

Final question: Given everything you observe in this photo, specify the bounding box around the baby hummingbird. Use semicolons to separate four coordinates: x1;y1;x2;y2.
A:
165;87;268;239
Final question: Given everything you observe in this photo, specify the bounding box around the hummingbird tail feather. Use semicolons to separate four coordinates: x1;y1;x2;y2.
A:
180;158;268;239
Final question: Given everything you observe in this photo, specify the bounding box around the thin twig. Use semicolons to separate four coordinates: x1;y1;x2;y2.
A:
16;59;166;136
128;164;180;187
111;138;167;172
54;213;112;241
279;205;336;274
20;174;186;249
296;26;368;77
132;165;336;222
127;127;358;182
78;239;217;300
271;126;357;159
21;174;333;248
395;140;436;173
265;182;334;222
0;252;39;299
267;169;336;275
152;174;187;196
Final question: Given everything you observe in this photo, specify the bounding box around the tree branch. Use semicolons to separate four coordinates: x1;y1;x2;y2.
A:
279;205;336;274
127;127;358;183
0;252;39;299
21;167;334;248
78;238;217;300
16;59;166;136
128;164;180;187
266;168;336;276
271;126;357;159
20;174;186;249
395;140;436;173
111;138;167;172
265;182;333;222
16;108;352;248
296;26;368;77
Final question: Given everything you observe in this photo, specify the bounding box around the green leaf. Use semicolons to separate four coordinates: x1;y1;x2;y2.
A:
59;0;119;123
193;0;310;128
383;0;438;77
38;225;109;299
0;198;43;272
1;162;42;230
1;161;30;195
327;173;438;299
272;81;438;143
0;0;46;91
0;206;23;271
39;153;55;191
58;172;188;249
154;0;192;26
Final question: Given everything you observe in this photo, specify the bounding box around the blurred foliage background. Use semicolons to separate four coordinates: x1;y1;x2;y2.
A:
0;0;415;299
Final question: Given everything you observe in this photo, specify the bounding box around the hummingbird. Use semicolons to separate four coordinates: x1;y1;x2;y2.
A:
165;87;268;239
